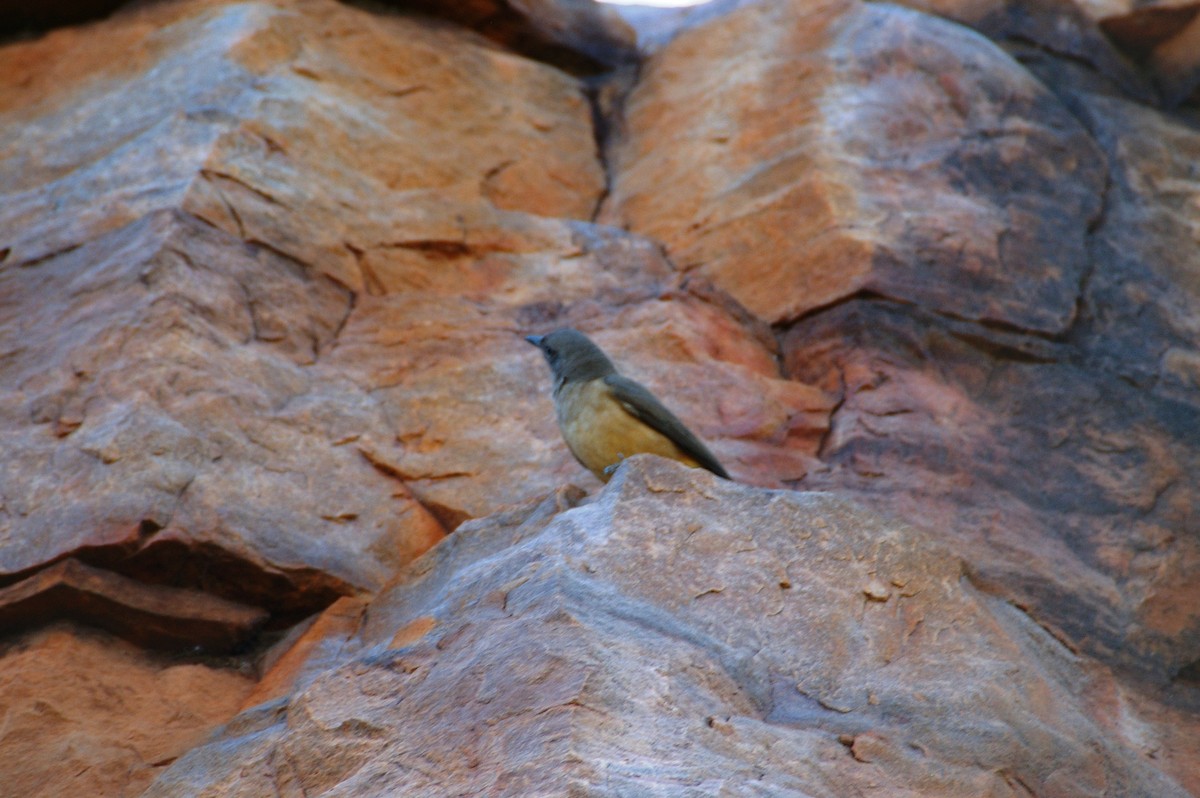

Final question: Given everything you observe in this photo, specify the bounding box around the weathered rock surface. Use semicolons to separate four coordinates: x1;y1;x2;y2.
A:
331;231;829;524
602;0;1108;331
0;623;255;798
0;0;812;598
602;0;1200;687
0;0;606;282
785;300;1200;685
145;458;1194;797
390;0;637;72
0;0;635;73
0;206;441;618
1;0;1199;794
0;558;268;652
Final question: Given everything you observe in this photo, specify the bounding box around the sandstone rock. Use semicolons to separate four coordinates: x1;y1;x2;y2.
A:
1072;91;1200;406
320;208;827;522
0;209;441;618
143;458;1195;797
242;595;368;707
601;0;1107;331
0;0;815;640
894;0;1150;98
783;300;1200;685
1099;0;1200;57
611;0;764;52
0;624;254;798
389;0;637;72
3;0;1199;793
603;0;1200;691
1147;13;1200;105
0;0;605;283
0;558;268;652
0;0;610;622
0;0;636;73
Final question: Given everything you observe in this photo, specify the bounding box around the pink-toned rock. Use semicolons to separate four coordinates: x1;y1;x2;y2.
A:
0;558;268;652
242;595;367;708
3;0;1199;793
0;0;813;638
142;458;1197;797
1147;14;1200;104
784;300;1200;685
601;0;1106;331
0;0;613;620
0;0;635;74
0;0;605;285
337;274;828;525
0;209;442;616
0;624;254;798
1099;0;1200;56
392;0;637;72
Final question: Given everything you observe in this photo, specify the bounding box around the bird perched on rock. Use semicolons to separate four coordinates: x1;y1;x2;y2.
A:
526;328;730;482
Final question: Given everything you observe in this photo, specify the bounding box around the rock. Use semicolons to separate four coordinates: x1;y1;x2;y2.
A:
783;298;1200;684
0;0;812;632
600;0;1107;331
326;217;827;524
610;0;765;52
242;595;368;708
893;0;1150;98
0;0;609;620
0;0;605;283
1099;1;1200;58
0;624;254;798
3;0;1199;793
143;458;1196;797
0;558;268;653
1071;91;1200;407
0;0;636;73
1147;14;1200;105
387;0;637;72
0;209;442;618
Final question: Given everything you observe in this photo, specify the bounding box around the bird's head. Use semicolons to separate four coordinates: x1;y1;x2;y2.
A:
525;328;616;387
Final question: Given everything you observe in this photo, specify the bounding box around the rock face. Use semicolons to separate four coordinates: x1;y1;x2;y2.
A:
0;623;255;798
601;0;1107;331
0;0;1198;795
144;459;1192;797
603;0;1200;687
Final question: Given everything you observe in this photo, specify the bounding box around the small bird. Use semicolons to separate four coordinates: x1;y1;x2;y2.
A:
526;328;730;482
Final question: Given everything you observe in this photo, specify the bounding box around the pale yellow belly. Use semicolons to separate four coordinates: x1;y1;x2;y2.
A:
555;379;699;482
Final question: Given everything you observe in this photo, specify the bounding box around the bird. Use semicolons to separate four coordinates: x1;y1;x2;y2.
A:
526;328;730;482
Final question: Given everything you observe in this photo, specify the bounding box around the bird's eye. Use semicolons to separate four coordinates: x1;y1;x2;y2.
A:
545;347;556;358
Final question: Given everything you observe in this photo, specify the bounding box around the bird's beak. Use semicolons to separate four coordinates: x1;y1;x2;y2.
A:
524;335;544;348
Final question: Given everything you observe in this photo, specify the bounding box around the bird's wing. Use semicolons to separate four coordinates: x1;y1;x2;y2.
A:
603;374;730;479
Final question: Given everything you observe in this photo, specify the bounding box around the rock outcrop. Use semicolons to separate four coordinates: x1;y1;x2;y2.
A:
1;0;1197;794
144;457;1194;797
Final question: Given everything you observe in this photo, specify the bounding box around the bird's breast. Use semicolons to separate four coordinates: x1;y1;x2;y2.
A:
554;378;698;481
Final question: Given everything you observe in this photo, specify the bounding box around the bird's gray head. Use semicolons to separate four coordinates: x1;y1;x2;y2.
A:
525;328;616;388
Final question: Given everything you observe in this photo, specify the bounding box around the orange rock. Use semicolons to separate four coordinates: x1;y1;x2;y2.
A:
143;458;1197;797
0;558;268;653
242;596;368;709
602;0;1106;331
0;0;605;285
0;624;253;798
2;0;1199;794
